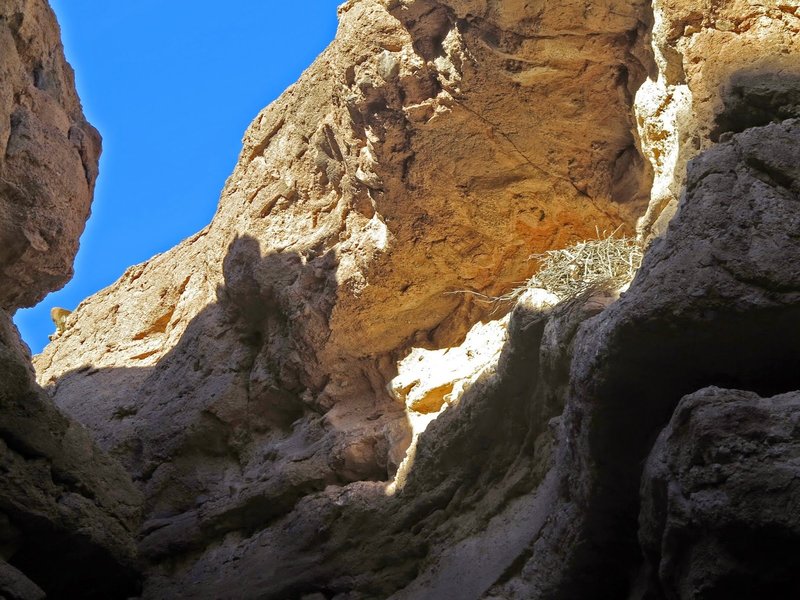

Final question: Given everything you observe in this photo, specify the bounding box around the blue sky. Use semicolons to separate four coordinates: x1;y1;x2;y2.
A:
15;1;342;353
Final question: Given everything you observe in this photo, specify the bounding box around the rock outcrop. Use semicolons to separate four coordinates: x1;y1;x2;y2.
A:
104;118;800;599
35;0;654;582
27;0;800;598
639;387;800;598
0;0;100;310
0;1;141;597
635;0;800;237
0;317;142;598
488;117;800;599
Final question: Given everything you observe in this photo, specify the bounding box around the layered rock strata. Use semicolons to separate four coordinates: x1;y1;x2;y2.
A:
0;1;142;597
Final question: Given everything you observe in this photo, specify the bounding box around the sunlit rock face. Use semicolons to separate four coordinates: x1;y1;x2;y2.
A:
31;0;800;598
0;0;100;310
35;0;652;582
635;0;800;238
0;2;141;598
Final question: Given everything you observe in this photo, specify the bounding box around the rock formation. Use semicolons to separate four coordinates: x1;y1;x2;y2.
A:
0;0;100;310
35;0;654;585
639;387;800;598
16;0;800;598
635;0;800;237
0;1;141;597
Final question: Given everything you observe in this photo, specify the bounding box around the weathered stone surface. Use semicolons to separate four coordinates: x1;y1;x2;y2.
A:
0;0;101;310
35;0;654;579
489;119;800;597
635;0;800;237
28;0;800;598
0;560;45;600
138;284;606;599
0;311;143;597
0;1;143;597
637;387;800;599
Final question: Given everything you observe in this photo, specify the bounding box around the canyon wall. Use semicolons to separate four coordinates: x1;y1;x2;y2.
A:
0;1;142;598
22;0;800;598
35;0;654;583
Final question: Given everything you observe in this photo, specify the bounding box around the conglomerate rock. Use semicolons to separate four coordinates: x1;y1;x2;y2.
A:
133;111;800;596
0;1;142;597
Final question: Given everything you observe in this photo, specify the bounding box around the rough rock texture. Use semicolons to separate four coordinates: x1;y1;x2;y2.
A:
638;387;800;599
635;0;800;237
34;0;654;580
114;117;800;599
0;1;142;597
488;119;800;598
30;0;800;598
138;282;614;599
0;315;142;598
0;561;44;600
0;0;101;309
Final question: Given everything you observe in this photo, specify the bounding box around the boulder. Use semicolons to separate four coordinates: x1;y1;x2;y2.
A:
638;387;800;599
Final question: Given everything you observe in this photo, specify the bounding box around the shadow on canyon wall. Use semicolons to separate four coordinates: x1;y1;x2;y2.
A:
42;234;409;570
711;70;800;141
36;67;800;598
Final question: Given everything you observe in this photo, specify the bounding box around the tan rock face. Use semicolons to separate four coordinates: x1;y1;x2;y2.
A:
38;0;653;373
35;0;654;567
636;0;800;236
0;0;100;310
30;0;800;597
0;2;141;597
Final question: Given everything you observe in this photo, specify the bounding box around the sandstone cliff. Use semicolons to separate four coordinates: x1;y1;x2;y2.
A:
28;0;800;598
0;1;141;597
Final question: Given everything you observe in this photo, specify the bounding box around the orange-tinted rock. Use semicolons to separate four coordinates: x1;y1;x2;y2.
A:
35;0;654;575
30;0;800;598
636;0;800;237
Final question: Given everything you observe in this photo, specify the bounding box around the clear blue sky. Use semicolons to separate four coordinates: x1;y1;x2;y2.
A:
14;1;342;353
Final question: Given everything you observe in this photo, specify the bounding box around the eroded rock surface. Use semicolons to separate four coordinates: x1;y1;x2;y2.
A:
638;387;800;599
489;119;800;598
636;0;800;236
0;0;101;309
35;0;655;582
29;0;800;598
0;315;142;598
0;1;141;597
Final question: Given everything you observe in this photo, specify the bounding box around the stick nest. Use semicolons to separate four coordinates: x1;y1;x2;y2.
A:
527;230;643;300
452;230;643;310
